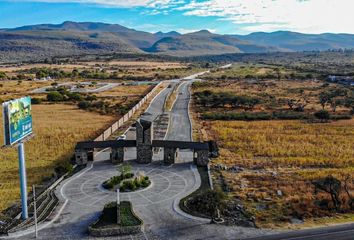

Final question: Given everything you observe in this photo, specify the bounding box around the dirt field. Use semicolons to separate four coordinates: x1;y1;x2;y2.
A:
0;104;115;212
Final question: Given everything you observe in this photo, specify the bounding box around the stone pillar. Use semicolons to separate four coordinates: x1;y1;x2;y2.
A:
75;149;88;165
137;144;153;164
193;150;209;167
136;119;153;164
111;147;124;164
164;147;176;164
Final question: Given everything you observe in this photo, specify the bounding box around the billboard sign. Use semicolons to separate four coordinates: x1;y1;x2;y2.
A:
3;96;33;146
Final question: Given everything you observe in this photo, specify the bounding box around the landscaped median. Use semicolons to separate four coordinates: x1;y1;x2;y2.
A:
88;201;142;237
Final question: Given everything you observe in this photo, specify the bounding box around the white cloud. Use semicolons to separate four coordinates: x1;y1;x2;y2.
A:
13;0;183;8
179;0;354;34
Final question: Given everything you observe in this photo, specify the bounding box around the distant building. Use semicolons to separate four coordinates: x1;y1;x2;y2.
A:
327;75;354;86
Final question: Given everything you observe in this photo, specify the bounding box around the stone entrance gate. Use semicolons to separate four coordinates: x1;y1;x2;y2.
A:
75;119;210;166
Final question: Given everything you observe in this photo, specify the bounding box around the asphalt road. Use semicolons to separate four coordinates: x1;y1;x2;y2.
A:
245;223;354;240
166;81;192;141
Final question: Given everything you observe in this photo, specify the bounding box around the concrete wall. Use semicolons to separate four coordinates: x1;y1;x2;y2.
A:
93;82;163;142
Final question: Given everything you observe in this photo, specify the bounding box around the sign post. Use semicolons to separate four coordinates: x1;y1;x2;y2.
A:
18;142;28;219
2;96;33;220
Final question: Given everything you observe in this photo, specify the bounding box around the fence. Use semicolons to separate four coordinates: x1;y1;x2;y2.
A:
94;82;163;142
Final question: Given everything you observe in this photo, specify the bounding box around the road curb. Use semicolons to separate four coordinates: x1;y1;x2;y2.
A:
172;165;211;223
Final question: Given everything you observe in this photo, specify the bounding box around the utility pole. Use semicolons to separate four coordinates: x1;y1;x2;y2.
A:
32;185;38;238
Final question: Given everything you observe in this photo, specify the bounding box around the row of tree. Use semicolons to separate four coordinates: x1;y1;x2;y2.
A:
194;90;261;110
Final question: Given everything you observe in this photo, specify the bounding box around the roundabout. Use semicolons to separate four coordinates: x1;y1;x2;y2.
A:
63;160;188;208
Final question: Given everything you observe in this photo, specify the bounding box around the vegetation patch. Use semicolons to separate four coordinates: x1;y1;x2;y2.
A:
102;164;151;192
92;201;142;228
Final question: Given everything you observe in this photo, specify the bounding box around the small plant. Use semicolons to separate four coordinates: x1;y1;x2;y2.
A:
118;163;132;177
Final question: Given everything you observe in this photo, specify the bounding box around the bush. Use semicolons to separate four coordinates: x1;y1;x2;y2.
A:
201;112;272;121
78;101;91;109
314;110;330;120
187;189;226;217
31;98;42;104
67;92;83;101
273;111;308;120
47;91;64;102
122;180;136;191
330;114;352;120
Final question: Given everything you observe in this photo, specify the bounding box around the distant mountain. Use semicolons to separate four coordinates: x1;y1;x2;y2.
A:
234;31;354;51
147;30;279;56
1;21;354;62
9;21;160;49
154;31;181;38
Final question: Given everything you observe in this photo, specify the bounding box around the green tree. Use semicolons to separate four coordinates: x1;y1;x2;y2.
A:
319;92;331;110
313;176;342;211
47;91;64;102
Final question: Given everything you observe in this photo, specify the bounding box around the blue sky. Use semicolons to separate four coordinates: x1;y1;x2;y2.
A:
1;0;353;34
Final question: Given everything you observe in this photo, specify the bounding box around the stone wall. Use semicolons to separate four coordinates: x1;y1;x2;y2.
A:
94;82;163;142
75;149;88;165
88;224;141;237
164;147;177;164
194;150;209;167
136;144;153;164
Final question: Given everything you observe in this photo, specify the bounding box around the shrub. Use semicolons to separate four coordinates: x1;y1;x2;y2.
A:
67;92;83;101
85;95;97;102
273;111;308;120
31;98;42;104
187;189;226;217
47;91;64;102
78;101;91;109
314;110;330;120
201;112;272;121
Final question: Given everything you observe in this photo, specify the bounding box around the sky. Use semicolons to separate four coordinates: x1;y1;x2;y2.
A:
0;0;354;35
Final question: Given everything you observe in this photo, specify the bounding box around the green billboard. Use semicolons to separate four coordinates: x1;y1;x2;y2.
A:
3;96;33;146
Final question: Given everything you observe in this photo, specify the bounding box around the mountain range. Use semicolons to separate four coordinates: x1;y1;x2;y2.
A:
1;21;354;62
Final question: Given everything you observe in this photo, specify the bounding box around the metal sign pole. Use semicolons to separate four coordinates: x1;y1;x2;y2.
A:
33;185;38;238
18;141;28;219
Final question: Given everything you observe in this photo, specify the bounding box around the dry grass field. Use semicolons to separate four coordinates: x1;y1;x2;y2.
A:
210;120;354;168
200;118;354;228
193;79;351;114
0;104;115;212
0;61;185;72
0;80;49;101
192;72;354;227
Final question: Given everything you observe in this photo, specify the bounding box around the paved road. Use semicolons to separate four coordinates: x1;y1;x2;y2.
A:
245;223;354;240
166;81;192;141
141;82;176;122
